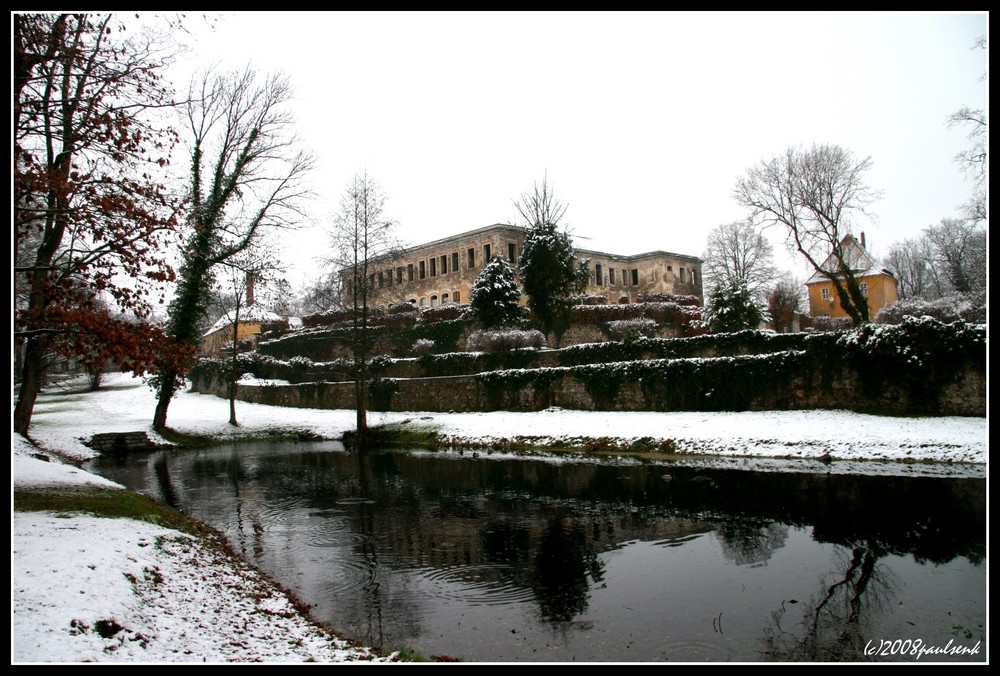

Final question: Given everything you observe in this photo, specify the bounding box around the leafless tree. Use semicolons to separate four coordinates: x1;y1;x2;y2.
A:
701;220;777;302
734;144;883;325
922;218;987;296
328;171;402;446
947;34;987;224
153;65;315;431
767;275;805;333
884;236;946;300
215;248;282;426
514;171;568;229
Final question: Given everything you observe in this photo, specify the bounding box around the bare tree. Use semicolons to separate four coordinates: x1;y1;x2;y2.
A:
884;236;946;300
701;220;777;302
947;34;987;224
328;171;401;447
733;144;882;325
767;275;805;333
922;218;987;296
215;248;282;426
513;171;568;230
152;66;315;431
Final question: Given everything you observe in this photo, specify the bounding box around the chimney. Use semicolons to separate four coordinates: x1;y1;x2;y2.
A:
246;273;255;306
860;231;866;249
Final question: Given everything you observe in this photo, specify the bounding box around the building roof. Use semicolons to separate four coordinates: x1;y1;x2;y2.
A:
393;223;702;263
204;305;284;337
805;234;893;285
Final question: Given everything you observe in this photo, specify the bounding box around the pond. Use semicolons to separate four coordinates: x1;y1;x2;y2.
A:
87;442;986;663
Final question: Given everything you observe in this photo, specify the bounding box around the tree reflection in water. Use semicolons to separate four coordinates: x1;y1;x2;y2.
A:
532;517;605;623
762;540;896;661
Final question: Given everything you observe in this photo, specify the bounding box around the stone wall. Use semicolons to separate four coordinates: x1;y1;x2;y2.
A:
194;360;986;417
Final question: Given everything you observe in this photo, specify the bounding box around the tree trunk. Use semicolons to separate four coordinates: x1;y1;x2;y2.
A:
13;337;46;435
153;367;178;432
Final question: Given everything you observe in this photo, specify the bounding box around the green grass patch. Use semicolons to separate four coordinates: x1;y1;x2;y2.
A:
13;485;215;538
346;421;442;449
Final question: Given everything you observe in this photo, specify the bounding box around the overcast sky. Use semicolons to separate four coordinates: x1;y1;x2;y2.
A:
166;11;988;287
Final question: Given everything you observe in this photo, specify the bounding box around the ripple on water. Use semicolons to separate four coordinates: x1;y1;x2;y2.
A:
416;563;537;606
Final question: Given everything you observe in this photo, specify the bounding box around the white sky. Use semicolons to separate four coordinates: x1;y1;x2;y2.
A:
161;11;988;288
12;373;985;661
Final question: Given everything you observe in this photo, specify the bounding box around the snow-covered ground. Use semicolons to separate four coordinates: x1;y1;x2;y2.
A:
12;373;988;663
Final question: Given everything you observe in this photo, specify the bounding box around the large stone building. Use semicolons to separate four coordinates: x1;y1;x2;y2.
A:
348;223;703;309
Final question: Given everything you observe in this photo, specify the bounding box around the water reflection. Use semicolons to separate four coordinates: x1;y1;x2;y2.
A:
88;444;986;662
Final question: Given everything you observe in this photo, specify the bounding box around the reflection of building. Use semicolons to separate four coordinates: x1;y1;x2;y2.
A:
806;233;898;321
345;223;703;310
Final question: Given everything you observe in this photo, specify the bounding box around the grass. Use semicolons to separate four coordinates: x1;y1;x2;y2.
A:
12;484;216;538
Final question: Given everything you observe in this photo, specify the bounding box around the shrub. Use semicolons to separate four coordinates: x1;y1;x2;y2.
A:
606;318;659;341
411;338;435;356
467;329;546;352
875;294;987;325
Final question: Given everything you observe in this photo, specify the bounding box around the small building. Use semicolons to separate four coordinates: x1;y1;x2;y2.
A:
201;304;286;357
342;223;703;310
805;233;898;322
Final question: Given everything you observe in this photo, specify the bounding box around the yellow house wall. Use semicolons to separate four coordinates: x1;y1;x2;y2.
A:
202;321;263;356
807;273;898;321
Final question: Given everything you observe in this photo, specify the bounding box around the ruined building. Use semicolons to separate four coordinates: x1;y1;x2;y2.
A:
344;223;703;309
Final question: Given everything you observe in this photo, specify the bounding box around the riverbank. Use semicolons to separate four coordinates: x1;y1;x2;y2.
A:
12;373;988;662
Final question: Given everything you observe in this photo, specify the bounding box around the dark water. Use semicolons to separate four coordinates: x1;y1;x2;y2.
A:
87;442;987;663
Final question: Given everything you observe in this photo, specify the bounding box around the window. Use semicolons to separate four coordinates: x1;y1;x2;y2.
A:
860;282;869;297
667;265;673;272
442;293;449;304
595;263;604;285
419;261;425;280
821;287;830;300
631;269;639;286
691;270;698;285
508;242;516;262
430;295;438;307
408;264;414;282
430;258;436;277
440;255;447;275
483;243;491;262
679;268;686;284
452;252;459;273
419;297;426;306
609;268;616;284
396;267;404;284
467;248;475;268
453;291;460;303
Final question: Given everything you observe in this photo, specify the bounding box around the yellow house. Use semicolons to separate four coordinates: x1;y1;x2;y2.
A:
806;233;898;322
201;304;285;357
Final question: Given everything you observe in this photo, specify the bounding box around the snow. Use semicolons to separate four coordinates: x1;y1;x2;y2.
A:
12;373;988;663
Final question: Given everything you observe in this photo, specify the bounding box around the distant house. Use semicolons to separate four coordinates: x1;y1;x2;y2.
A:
805;233;898;322
201;304;286;357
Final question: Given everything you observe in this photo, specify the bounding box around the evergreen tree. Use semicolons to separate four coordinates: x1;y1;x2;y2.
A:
703;283;768;333
469;255;521;328
518;221;578;343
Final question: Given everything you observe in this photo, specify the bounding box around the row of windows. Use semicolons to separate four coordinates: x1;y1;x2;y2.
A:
591;264;698;287
819;282;868;300
371;241;519;289
409;292;461;307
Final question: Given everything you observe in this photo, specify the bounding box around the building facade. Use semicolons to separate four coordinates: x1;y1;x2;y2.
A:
805;233;898;321
348;223;703;309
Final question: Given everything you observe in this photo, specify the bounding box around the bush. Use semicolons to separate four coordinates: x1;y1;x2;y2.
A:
606;319;658;341
411;339;435;356
466;329;546;352
637;293;701;307
568;294;607;306
808;316;854;332
875;294;987;325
